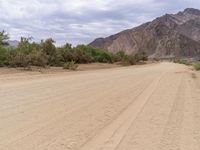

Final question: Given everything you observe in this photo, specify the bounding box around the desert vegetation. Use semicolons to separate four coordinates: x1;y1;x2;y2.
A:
173;59;192;66
113;51;148;65
173;58;200;71
194;63;200;71
0;31;148;69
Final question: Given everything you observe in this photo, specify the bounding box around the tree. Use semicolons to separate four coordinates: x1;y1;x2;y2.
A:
42;38;57;65
42;38;56;55
0;30;9;46
63;43;72;49
18;37;32;51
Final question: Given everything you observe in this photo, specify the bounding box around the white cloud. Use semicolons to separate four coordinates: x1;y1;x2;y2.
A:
0;0;198;45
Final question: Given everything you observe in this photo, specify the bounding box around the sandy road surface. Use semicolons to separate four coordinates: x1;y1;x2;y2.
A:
0;62;200;150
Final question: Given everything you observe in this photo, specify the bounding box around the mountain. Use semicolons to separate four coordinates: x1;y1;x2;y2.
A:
89;8;200;59
7;40;19;47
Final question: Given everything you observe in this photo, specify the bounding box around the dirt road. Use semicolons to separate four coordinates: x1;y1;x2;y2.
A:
0;62;199;150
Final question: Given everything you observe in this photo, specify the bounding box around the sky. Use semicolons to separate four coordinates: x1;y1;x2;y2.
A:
0;0;200;46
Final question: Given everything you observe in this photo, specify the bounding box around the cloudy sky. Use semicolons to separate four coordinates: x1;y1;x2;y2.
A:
0;0;200;46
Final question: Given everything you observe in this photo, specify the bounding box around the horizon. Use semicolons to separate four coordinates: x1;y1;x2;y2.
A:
1;0;200;46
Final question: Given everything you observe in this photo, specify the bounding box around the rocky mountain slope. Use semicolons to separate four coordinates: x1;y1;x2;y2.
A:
89;8;200;59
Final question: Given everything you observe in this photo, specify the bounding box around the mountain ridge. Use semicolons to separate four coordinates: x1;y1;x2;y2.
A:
89;8;200;59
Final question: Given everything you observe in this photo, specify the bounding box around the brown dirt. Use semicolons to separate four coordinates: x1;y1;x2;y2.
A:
0;63;121;75
0;62;199;150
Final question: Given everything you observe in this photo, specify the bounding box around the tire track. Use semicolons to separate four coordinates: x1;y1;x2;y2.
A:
157;74;186;150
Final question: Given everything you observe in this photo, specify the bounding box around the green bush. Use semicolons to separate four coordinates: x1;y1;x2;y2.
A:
0;30;149;69
113;51;148;65
121;54;136;66
29;50;48;67
194;63;200;71
75;45;113;63
0;47;9;66
41;38;57;66
63;61;78;70
113;51;126;62
7;37;48;68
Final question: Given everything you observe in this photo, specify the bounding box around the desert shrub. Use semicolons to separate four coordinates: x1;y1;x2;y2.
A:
194;63;200;71
113;51;126;62
5;37;49;68
134;52;148;62
94;52;113;63
76;45;113;63
28;42;48;67
58;45;114;64
0;47;9;66
63;61;78;70
0;30;149;68
174;59;192;66
134;53;141;62
0;31;10;66
9;37;32;67
9;38;38;68
60;49;77;63
11;51;31;68
41;38;57;66
73;48;93;63
113;51;148;65
121;54;137;66
29;50;48;67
